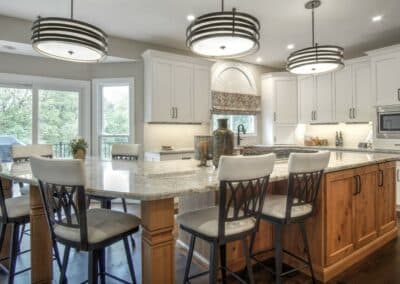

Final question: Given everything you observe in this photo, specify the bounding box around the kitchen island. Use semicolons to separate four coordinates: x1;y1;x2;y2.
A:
0;151;398;283
178;151;399;282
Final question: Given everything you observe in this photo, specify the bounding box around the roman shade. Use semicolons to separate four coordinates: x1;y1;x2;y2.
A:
211;91;261;115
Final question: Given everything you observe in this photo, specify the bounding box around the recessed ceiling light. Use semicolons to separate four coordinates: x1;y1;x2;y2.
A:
256;57;262;63
187;14;195;21
372;15;383;22
287;44;295;50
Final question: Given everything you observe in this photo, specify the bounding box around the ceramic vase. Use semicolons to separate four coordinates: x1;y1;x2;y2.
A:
212;118;234;168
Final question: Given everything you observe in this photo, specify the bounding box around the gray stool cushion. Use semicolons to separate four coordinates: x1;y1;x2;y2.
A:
54;208;140;244
262;195;312;219
0;196;30;219
177;206;255;238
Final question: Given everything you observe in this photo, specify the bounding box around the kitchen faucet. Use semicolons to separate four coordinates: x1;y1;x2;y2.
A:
237;124;246;146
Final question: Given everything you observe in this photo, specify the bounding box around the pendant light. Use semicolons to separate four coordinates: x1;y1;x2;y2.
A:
286;0;344;75
32;0;108;63
186;0;260;58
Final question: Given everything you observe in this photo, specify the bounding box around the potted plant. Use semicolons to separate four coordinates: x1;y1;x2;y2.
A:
70;137;88;160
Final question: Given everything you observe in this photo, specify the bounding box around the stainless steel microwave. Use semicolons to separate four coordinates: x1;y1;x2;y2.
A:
377;106;400;138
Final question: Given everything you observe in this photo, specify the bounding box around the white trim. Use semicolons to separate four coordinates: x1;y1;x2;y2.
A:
0;72;91;149
92;77;135;157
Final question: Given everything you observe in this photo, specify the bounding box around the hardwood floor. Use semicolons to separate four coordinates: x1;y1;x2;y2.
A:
1;203;399;283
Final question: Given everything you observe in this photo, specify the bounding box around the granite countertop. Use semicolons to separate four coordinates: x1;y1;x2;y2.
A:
146;148;195;154
251;145;400;154
0;152;398;201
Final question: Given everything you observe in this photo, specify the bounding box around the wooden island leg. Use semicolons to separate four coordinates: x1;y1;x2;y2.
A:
141;198;175;284
30;184;53;284
0;178;13;270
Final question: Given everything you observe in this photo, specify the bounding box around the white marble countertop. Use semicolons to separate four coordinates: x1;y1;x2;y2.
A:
0;152;398;201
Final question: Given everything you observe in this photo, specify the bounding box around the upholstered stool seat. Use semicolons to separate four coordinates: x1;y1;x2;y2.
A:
262;195;312;220
178;206;255;238
0;196;30;220
54;208;141;245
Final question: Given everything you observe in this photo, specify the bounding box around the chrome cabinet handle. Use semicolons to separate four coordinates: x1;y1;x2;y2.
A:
353;175;359;195
353;108;356;119
274;112;277;122
311;111;314;121
398;89;400;101
349;108;352;119
175;107;178;119
378;169;384;187
171;107;174;118
314;111;317;121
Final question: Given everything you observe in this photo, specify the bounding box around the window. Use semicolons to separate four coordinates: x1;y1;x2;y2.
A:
212;114;256;135
0;85;33;144
0;74;90;158
93;78;134;160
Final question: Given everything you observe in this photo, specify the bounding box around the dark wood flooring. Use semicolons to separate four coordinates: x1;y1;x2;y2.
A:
1;204;399;284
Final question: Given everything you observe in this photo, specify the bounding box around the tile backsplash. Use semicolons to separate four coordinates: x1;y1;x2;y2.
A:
143;123;210;151
296;123;373;147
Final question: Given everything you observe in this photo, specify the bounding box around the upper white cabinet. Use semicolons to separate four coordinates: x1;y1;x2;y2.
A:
368;48;400;106
298;74;334;123
298;76;315;123
143;50;212;123
334;58;372;122
261;73;297;144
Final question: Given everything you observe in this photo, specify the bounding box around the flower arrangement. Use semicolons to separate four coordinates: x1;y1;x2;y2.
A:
69;137;88;159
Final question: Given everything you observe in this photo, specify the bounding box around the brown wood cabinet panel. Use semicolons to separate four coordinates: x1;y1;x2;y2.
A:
377;162;397;235
325;169;355;265
353;165;378;248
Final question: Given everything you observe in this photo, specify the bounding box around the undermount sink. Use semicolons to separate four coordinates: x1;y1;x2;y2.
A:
242;147;318;160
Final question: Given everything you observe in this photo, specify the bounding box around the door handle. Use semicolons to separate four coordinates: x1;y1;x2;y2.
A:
171;107;174;118
397;89;400;101
349;108;352;119
353;175;359;195
274;112;277;122
397;169;400;182
353;108;356;119
378;169;384;187
311;111;314;121
314;111;317;121
357;175;361;194
175;107;178;119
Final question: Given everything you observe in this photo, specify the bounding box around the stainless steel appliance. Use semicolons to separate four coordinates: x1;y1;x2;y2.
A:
376;105;400;139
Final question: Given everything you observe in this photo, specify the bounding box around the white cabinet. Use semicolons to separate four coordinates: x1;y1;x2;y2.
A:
298;76;315;123
261;73;297;145
370;52;400;105
143;50;212;123
334;59;372;122
193;65;211;122
315;73;334;123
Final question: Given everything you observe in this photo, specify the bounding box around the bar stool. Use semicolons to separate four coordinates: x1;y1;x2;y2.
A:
87;144;139;213
252;151;330;284
30;156;141;284
0;178;31;283
10;144;53;251
178;154;276;284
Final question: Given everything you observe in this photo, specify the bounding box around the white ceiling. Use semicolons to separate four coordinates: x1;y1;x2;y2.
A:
0;0;400;68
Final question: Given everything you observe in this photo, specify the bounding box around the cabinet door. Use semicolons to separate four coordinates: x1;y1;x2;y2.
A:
334;66;354;122
174;62;193;122
153;58;174;122
193;65;211;123
372;54;400;105
377;162;397;235
315;73;334;123
353;62;373;122
353;165;378;249
275;78;298;124
325;169;355;265
298;76;315;123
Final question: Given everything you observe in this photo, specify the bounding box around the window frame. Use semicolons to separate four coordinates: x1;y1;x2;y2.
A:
0;73;90;149
92;78;135;158
211;113;258;136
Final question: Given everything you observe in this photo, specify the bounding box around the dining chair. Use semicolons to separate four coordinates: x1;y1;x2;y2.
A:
178;153;276;284
30;156;141;284
252;151;330;284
